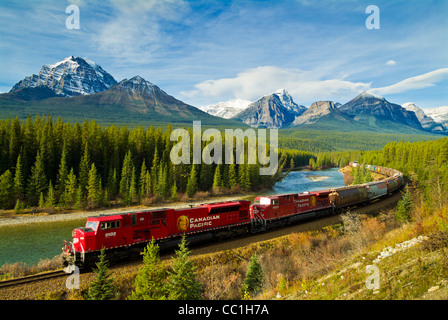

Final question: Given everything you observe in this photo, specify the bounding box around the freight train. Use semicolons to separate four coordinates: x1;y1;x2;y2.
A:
62;163;404;269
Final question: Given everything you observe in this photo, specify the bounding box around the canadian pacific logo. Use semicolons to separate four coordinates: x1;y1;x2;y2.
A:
177;215;189;232
177;214;221;231
310;196;316;207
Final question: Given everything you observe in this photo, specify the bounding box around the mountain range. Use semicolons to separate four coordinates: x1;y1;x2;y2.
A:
1;57;243;127
1;56;447;135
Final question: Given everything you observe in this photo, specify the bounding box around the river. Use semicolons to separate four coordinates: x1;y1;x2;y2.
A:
0;168;344;266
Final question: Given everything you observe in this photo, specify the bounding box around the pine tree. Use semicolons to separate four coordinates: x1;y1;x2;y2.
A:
171;181;178;201
241;253;264;297
56;143;69;196
139;159;148;202
78;143;90;196
62;168;77;208
75;186;86;209
13;154;24;200
239;163;251;192
120;150;134;205
129;240;168;300
186;165;198;198
87;163;102;208
212;164;222;193
46;181;56;208
228;162;237;189
396;186;413;222
167;236;202;300
27;150;47;205
86;248;116;300
0;170;13;209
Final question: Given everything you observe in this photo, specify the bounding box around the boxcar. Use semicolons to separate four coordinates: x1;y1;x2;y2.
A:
365;181;388;200
329;185;368;207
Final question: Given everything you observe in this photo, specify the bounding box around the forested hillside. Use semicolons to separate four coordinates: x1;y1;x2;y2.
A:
0;116;304;211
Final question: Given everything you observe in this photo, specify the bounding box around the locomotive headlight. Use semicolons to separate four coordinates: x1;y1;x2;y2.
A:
73;238;79;244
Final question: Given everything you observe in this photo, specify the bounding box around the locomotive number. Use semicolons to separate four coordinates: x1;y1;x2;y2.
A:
105;232;116;237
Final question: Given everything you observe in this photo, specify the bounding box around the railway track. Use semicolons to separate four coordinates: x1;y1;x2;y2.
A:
0;269;67;288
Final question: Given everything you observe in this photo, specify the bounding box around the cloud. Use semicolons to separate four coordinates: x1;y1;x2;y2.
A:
181;66;371;105
91;0;190;64
386;60;396;66
370;68;448;95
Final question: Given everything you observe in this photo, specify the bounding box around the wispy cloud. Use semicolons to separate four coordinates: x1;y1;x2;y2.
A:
181;66;371;105
370;68;448;95
91;0;190;64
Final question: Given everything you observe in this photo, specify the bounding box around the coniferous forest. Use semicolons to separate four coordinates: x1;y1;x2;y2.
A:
0;116;300;211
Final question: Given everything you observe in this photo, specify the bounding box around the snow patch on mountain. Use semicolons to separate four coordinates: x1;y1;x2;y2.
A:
199;99;252;119
424;106;448;124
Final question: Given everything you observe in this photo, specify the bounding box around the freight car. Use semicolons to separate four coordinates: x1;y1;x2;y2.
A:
62;163;404;269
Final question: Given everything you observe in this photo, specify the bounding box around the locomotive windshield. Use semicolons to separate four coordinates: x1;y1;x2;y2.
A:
86;221;99;231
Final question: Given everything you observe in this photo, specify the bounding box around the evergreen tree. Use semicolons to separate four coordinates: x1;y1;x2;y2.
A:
106;168;118;199
139;159;148;201
129;240;168;300
228;162;237;189
167;236;202;300
27;150;47;205
186;165;198;198
0;170;13;209
13;154;24;200
212;164;222;192
75;186;86;209
87;163;102;208
61;168;77;208
239;163;251;192
120;150;134;205
396;186;413;222
78;142;90;196
46;181;56;208
56;143;69;196
171;181;178;201
241;253;264;297
86;248;116;300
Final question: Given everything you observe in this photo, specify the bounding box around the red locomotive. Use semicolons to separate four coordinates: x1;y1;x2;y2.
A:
63;163;404;269
63;200;251;267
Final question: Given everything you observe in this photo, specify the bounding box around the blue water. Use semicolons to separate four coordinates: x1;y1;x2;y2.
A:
0;168;345;266
268;168;345;195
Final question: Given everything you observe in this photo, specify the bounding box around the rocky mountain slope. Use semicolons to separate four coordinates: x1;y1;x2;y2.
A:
402;102;446;134
10;56;117;97
339;92;423;130
292;101;349;125
231;89;305;128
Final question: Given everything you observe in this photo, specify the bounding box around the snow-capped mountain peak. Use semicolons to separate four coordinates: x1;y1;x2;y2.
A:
424;106;448;125
359;91;385;100
10;56;117;97
273;88;306;114
199;98;252;119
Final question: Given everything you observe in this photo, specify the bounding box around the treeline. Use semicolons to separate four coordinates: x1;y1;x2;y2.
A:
0;116;307;210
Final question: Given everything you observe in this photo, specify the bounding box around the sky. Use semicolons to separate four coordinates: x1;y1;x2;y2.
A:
0;0;447;109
